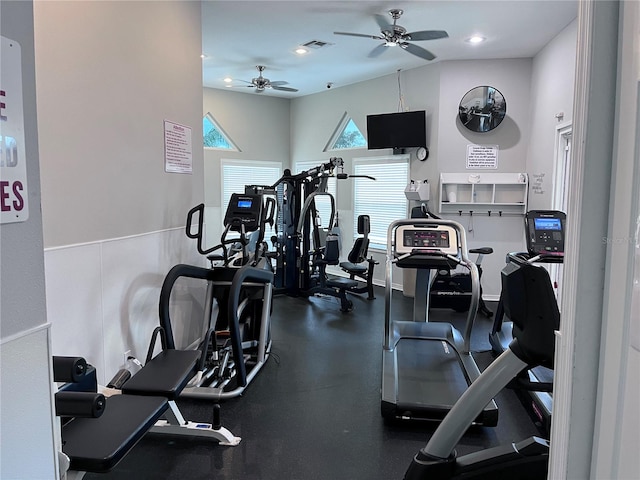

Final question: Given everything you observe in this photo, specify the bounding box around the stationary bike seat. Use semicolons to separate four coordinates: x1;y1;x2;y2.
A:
470;247;493;255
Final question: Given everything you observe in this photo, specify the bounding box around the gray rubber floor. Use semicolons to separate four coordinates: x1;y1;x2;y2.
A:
85;287;542;480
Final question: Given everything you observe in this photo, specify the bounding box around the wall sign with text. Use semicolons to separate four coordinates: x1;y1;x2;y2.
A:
466;144;498;169
0;36;29;224
164;120;193;174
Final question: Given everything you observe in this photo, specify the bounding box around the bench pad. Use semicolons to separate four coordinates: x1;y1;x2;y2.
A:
122;349;201;400
62;394;168;473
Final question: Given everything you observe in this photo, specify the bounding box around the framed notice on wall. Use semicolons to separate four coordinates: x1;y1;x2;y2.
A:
1;36;29;224
164;120;193;174
466;144;498;169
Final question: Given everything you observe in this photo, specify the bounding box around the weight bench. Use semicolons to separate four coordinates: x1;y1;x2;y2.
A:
56;351;239;478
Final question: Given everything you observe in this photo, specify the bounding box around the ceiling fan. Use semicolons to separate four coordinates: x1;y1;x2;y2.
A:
334;9;448;61
235;65;298;93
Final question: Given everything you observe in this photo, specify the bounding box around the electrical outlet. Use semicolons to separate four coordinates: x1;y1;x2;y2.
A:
124;350;131;365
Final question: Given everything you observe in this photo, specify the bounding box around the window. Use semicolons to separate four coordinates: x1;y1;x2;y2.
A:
325;112;367;151
295;161;338;229
203;113;239;151
353;156;409;249
221;160;281;209
221;160;281;240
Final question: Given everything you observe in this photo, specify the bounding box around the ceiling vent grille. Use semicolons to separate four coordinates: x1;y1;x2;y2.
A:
302;40;333;49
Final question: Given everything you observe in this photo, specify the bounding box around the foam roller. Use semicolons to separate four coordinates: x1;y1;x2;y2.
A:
53;356;87;383
55;391;106;418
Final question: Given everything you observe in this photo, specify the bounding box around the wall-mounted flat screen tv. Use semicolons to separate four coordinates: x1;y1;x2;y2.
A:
366;110;426;150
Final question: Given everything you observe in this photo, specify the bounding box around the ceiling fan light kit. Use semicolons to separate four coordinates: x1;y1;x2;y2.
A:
334;8;448;62
232;65;299;93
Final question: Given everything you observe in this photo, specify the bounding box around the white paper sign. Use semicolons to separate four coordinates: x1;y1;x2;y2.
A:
466;144;498;169
164;120;192;174
0;36;29;224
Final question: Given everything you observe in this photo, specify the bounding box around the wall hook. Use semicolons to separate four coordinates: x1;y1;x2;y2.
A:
458;210;462;216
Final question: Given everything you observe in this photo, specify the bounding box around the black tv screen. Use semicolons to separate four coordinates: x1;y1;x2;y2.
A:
366;110;426;150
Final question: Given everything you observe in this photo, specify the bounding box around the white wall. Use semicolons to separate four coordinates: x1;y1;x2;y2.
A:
526;19;578;211
35;1;204;247
548;1;620;477
435;58;533;298
34;0;205;384
202;87;290;244
591;1;640;477
290;67;442;287
1;1;57;478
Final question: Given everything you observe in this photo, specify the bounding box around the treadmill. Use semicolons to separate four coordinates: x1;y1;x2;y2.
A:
489;210;565;434
381;218;498;425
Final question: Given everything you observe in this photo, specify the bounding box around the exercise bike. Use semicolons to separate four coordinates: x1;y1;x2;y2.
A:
489;210;566;435
405;252;560;479
411;205;494;317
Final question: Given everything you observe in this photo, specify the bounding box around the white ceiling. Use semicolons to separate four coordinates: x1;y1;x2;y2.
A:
202;1;578;98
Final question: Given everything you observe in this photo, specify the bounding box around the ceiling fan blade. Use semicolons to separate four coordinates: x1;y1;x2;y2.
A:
402;42;436;61
271;86;298;92
373;13;393;32
368;43;388;58
406;30;449;41
334;31;383;40
269;81;289;86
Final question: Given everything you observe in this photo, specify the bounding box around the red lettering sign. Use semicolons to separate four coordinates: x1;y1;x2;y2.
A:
0;90;6;121
0;180;24;212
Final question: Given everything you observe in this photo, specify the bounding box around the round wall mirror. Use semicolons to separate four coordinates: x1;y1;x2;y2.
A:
458;86;506;133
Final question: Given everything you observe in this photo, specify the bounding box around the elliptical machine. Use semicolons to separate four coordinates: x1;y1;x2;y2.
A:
153;193;275;400
404;251;561;479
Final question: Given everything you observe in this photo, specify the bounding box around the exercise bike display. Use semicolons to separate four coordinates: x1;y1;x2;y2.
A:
381;218;498;425
404;257;560;479
489;210;566;434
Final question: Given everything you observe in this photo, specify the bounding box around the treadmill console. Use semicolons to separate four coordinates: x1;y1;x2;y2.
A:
525;210;566;256
395;225;459;256
224;193;263;232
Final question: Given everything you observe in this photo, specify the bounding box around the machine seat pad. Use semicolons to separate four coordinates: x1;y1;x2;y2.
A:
339;262;368;275
327;277;359;289
62;394;168;473
469;247;493;255
122;349;200;400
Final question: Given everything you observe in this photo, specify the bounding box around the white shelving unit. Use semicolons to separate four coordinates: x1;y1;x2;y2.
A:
439;172;528;215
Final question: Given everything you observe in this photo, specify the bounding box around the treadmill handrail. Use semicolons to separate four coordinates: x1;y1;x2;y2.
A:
384;218;480;353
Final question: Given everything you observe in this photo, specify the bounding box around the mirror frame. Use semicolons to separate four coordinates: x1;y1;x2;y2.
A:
458;86;507;133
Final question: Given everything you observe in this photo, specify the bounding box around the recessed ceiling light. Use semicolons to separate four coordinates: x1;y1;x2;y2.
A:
466;35;486;44
223;77;233;83
295;47;309;55
201;54;208;59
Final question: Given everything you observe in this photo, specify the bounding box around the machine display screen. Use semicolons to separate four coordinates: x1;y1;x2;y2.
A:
404;230;450;249
237;199;253;209
526;211;566;255
534;218;562;231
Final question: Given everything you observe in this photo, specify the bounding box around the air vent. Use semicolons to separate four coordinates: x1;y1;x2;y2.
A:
302;40;333;49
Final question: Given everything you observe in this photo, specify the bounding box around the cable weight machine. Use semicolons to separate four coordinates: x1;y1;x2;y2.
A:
246;157;375;309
